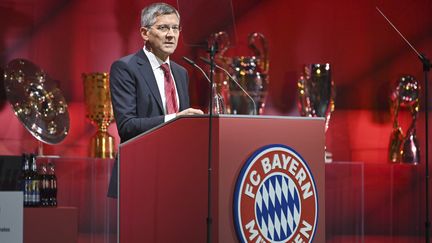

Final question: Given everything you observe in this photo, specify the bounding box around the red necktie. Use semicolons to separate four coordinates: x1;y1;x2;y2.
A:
160;63;178;114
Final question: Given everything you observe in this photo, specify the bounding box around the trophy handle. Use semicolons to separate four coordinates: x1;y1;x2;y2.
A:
248;32;269;73
390;95;400;129
208;31;230;59
401;100;420;164
408;100;419;130
388;127;404;163
389;94;402;163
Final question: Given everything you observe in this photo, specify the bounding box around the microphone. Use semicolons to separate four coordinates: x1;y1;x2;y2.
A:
182;56;226;114
182;57;210;84
199;57;257;115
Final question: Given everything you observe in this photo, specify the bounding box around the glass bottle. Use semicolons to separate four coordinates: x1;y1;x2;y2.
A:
39;163;49;207
21;153;31;207
30;154;40;207
47;162;57;207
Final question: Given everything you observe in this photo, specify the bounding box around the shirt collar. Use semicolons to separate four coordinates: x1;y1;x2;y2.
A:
143;47;170;71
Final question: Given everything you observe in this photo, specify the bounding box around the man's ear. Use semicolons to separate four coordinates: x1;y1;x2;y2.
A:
140;27;149;41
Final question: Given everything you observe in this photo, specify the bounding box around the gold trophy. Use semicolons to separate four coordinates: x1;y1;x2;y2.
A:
389;75;420;164
297;64;335;162
82;72;115;158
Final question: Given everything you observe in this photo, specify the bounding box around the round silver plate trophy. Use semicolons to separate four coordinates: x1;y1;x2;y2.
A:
4;59;69;154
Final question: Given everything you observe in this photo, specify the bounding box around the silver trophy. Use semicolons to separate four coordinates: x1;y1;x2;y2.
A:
388;75;420;164
230;33;269;115
4;59;70;155
297;63;335;162
210;32;269;115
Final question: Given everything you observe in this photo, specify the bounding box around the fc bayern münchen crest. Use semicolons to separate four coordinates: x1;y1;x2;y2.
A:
233;144;318;243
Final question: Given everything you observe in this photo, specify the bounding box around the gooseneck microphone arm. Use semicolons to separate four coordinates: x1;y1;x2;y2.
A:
377;7;431;243
182;57;211;84
199;57;257;115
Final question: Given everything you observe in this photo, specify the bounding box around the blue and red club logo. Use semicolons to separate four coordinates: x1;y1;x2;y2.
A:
233;144;318;243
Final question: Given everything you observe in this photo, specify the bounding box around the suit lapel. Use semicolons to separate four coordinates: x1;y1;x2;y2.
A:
170;63;187;110
135;50;164;113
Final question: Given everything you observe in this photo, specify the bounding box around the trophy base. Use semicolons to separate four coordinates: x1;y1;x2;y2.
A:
90;131;115;159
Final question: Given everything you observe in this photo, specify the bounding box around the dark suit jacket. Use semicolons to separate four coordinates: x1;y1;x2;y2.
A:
108;49;191;198
110;49;191;143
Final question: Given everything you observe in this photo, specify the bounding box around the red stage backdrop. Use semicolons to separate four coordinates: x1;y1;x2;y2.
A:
0;0;431;240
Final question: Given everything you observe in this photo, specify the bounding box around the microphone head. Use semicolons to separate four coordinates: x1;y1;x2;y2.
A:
182;56;196;66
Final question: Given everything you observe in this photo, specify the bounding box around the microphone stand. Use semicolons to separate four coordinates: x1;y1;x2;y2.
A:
182;55;219;242
206;42;218;243
376;7;431;242
422;54;431;243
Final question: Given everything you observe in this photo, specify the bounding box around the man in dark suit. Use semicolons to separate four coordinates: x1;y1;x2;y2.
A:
108;2;203;197
110;2;203;143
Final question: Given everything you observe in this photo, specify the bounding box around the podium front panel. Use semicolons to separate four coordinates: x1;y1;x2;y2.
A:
119;118;209;242
119;116;325;243
217;116;325;243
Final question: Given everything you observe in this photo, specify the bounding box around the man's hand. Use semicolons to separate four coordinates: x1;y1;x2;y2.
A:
176;108;204;116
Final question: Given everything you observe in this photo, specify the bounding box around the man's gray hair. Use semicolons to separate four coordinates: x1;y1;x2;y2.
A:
140;3;180;27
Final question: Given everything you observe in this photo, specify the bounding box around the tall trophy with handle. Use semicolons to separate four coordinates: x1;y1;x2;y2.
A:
210;32;269;115
230;33;269;115
388;75;420;164
297;63;335;162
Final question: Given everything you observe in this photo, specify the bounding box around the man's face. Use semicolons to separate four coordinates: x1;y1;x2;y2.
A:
141;13;180;61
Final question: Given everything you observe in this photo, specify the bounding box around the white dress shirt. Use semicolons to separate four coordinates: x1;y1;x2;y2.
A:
143;47;179;121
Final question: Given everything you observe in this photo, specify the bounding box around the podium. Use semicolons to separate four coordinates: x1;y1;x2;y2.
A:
119;115;325;242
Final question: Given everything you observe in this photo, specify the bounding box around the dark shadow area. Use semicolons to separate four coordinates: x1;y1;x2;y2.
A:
178;0;237;47
0;1;72;62
0;155;22;191
0;66;6;110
